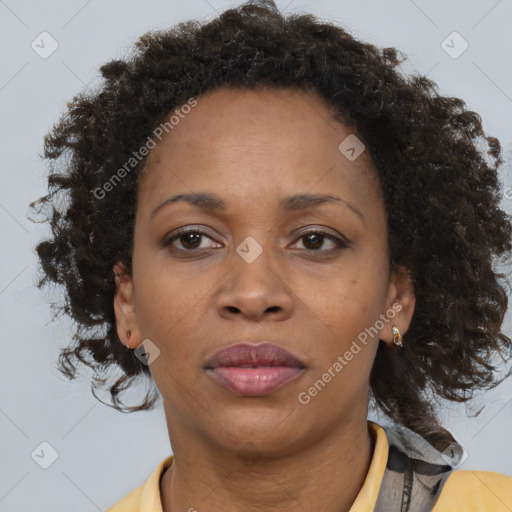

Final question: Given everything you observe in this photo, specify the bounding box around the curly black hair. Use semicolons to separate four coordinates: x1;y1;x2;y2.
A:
29;0;512;451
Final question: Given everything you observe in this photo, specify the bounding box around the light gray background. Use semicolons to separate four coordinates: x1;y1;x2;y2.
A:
1;0;511;510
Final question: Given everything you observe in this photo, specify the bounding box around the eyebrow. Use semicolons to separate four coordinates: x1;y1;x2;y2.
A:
149;192;365;223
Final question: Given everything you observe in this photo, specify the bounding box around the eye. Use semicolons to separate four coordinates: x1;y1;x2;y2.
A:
290;230;347;252
163;227;348;254
163;228;221;251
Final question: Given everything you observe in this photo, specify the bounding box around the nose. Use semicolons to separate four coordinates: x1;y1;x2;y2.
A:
215;245;295;322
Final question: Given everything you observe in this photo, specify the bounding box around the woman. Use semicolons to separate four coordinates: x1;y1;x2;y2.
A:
30;1;512;510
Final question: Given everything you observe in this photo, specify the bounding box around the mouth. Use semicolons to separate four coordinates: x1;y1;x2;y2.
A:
204;342;306;396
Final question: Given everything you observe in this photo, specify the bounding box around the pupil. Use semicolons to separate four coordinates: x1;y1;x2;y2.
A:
305;233;322;249
182;233;201;248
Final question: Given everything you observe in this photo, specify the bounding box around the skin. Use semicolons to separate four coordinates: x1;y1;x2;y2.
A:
113;86;416;512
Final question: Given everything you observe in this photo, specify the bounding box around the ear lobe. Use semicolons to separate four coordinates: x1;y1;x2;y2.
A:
379;266;416;347
113;263;142;349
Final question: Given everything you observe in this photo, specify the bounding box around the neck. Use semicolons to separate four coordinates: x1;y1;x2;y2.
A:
160;416;375;512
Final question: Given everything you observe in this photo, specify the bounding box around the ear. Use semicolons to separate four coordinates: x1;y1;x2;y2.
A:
113;262;142;349
379;265;416;347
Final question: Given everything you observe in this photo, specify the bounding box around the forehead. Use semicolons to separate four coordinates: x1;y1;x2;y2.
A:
138;86;381;215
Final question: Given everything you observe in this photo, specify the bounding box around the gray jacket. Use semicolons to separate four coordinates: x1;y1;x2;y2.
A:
374;422;466;512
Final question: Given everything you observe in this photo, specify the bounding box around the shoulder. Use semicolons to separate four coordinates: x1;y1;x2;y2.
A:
105;485;143;511
105;454;173;511
433;469;512;511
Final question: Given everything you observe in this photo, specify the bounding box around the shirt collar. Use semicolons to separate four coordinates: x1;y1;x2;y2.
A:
348;420;389;511
135;420;389;512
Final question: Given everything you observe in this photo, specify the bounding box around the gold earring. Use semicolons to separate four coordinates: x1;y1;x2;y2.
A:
392;326;403;347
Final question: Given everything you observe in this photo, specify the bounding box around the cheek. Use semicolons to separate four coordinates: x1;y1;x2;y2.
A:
133;242;204;329
132;264;191;355
297;283;380;411
132;256;226;375
300;269;381;337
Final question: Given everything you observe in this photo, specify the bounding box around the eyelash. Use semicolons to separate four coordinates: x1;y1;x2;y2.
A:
163;227;348;254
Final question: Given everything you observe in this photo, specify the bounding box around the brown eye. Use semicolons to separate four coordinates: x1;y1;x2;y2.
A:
291;230;347;252
164;229;220;251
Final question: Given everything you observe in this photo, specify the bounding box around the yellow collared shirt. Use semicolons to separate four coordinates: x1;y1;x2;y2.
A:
106;421;512;511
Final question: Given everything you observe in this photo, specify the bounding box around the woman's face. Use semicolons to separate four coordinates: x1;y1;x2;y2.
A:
114;86;415;455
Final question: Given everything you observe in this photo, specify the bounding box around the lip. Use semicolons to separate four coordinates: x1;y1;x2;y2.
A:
205;342;306;396
205;342;305;369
